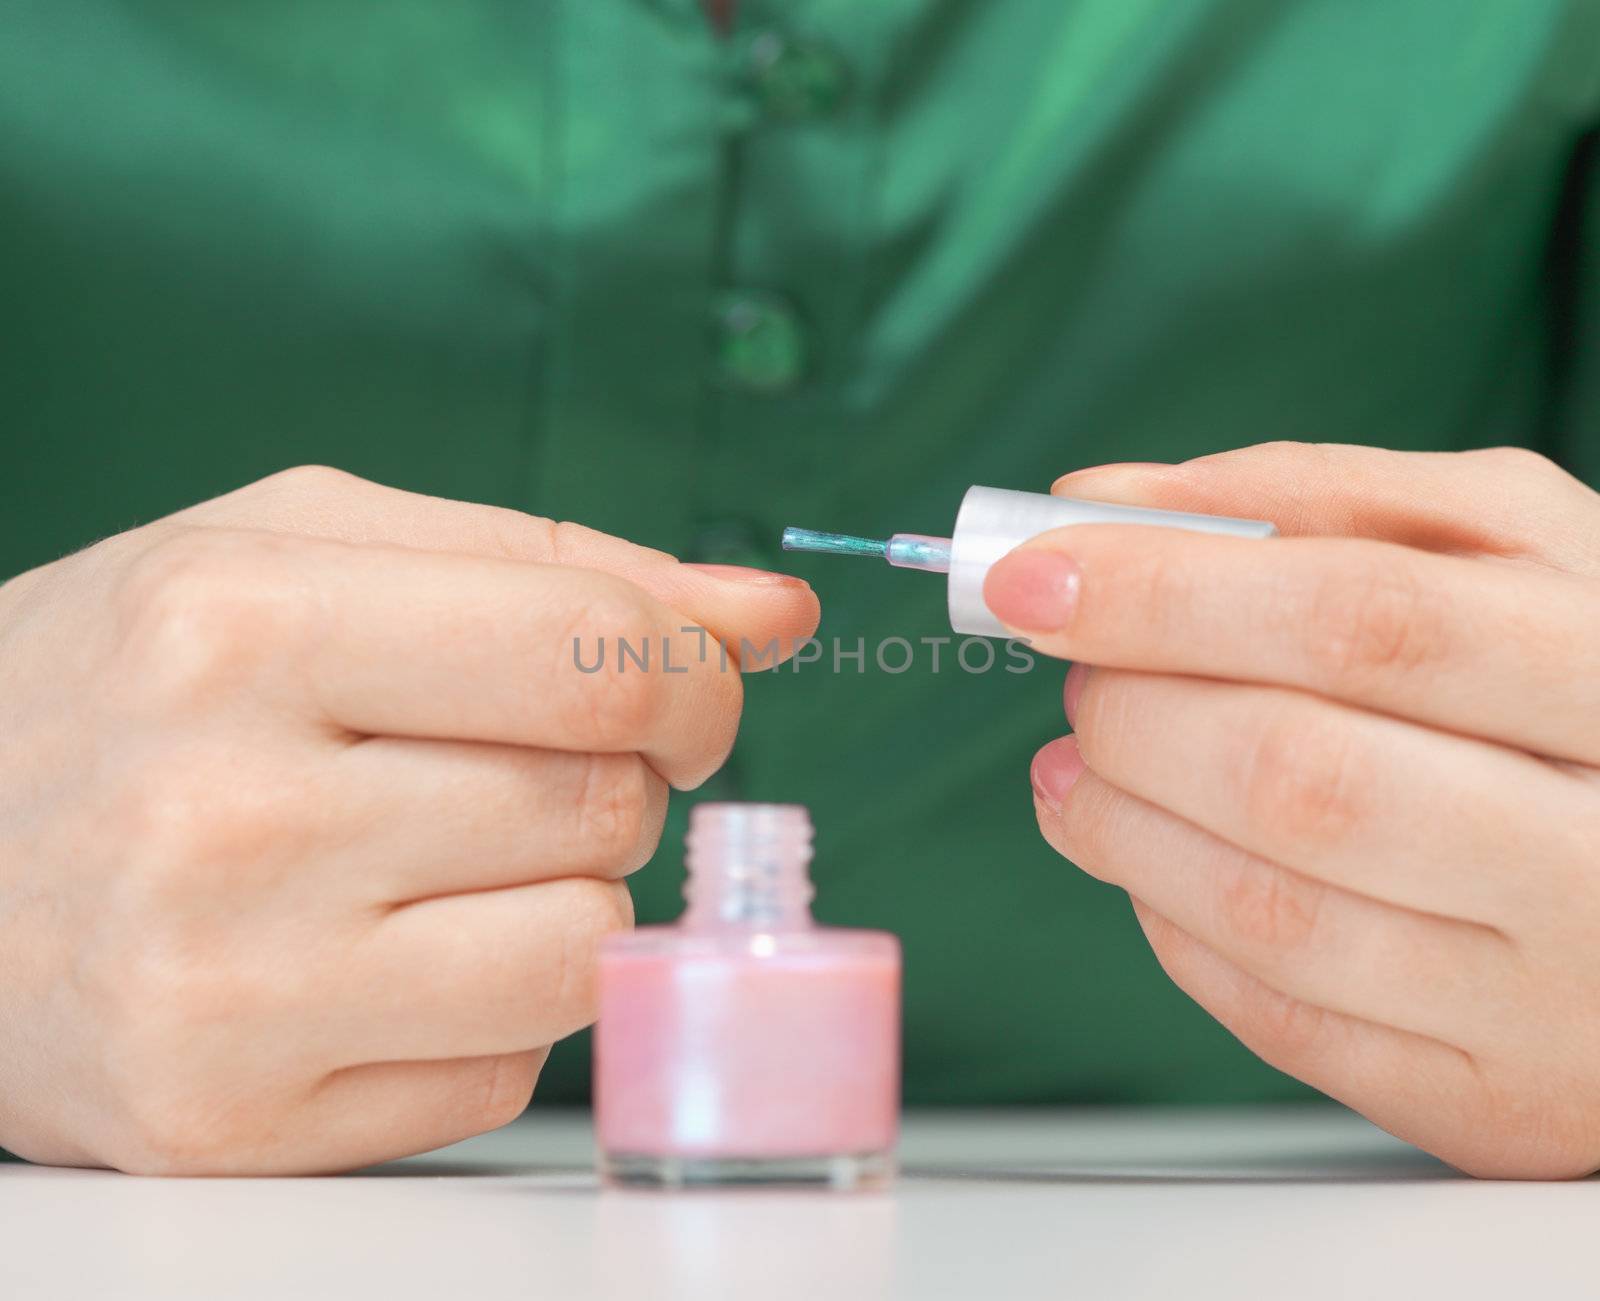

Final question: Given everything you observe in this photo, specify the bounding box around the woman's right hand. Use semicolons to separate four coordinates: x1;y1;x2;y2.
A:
0;466;819;1174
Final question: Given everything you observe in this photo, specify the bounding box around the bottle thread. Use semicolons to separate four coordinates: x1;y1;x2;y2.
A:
683;803;815;929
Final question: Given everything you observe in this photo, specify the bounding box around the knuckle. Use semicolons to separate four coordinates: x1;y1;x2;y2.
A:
1190;439;1323;487
1235;980;1328;1064
96;917;249;1040
1303;560;1442;692
1239;704;1365;851
1111;549;1191;646
1451;1080;1600;1180
1177;443;1345;536
588;877;636;935
475;1052;543;1130
1460;447;1591;564
546;518;673;568
1160;442;1317;508
1259;439;1317;458
691;659;744;773
1213;853;1327;957
257;463;363;498
550;880;633;1024
111;1086;256;1176
584;654;662;747
92;955;259;1174
115;530;307;699
1472;445;1562;485
130;779;217;874
1043;770;1121;879
480;509;558;564
545;519;606;565
1235;439;1324;473
567;880;635;965
577;754;651;869
86;889;309;1173
516;513;563;562
1136;906;1329;1068
109;1101;212;1176
1070;668;1126;751
110;763;294;886
556;587;666;746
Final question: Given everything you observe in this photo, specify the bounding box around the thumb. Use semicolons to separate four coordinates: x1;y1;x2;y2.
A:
177;467;821;665
596;556;821;670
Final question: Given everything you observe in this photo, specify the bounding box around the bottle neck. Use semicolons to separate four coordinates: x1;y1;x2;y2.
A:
681;803;815;931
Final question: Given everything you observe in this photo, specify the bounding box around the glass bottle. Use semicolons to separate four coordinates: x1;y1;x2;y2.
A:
595;802;901;1188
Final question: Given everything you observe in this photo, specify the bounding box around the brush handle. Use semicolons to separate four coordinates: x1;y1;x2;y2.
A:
946;487;1276;638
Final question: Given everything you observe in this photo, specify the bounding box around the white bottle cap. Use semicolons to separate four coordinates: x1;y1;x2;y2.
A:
947;486;1276;638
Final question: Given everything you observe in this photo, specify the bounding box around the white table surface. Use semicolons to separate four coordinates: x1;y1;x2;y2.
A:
3;1105;1594;1300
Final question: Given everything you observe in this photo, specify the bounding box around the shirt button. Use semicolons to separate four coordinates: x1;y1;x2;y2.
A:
741;30;850;122
712;290;807;393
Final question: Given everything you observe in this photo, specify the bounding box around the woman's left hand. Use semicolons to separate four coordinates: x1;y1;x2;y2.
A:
984;442;1600;1179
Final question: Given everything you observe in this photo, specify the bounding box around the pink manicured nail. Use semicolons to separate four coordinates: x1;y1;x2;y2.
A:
983;549;1081;632
1063;662;1087;726
684;563;810;587
1031;736;1086;805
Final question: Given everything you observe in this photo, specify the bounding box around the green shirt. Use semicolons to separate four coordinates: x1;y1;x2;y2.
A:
6;0;1600;1106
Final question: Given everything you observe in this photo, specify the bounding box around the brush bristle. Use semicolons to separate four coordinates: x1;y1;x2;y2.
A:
780;527;888;559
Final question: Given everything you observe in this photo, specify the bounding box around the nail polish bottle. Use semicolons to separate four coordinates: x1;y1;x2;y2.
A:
595;802;901;1189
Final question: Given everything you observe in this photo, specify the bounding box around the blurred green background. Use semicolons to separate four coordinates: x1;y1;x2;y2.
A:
4;0;1599;1130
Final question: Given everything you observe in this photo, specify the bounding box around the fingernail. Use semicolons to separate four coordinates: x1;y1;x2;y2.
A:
983;549;1081;632
684;563;810;587
1031;736;1086;806
1063;662;1087;726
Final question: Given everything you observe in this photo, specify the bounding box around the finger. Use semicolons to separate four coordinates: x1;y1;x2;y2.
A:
281;1051;550;1175
329;877;632;1064
1034;752;1514;1047
172;465;822;658
121;528;755;788
119;1050;549;1175
332;740;668;901
1051;442;1600;573
983;524;1600;766
1068;669;1585;926
1126;902;1527;1178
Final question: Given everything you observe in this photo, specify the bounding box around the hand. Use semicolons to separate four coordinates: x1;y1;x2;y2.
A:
984;443;1600;1178
0;466;818;1174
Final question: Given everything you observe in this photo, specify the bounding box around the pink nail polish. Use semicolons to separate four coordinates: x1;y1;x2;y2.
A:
982;548;1081;632
595;803;901;1189
1031;736;1086;805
